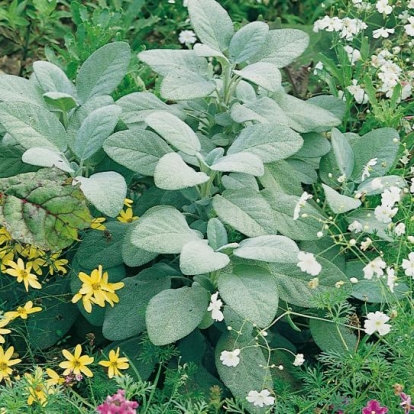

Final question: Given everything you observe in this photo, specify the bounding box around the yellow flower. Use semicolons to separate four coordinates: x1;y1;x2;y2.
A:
0;246;14;272
0;345;21;382
0;318;11;344
117;208;138;223
4;258;42;291
0;227;12;246
124;198;133;208
71;265;124;313
48;251;68;275
46;368;65;387
5;301;42;321
99;347;129;378
25;367;48;406
59;344;94;378
91;217;106;231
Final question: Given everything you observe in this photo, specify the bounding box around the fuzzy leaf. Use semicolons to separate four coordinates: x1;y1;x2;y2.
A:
233;62;281;92
22;147;74;173
322;184;361;214
207;218;228;250
0;75;45;106
210;152;264;176
43;92;78;112
33;61;76;96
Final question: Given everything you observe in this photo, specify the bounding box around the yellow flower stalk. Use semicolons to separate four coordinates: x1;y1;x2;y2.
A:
4;258;42;291
0;346;21;382
25;367;49;406
99;347;129;378
5;301;42;321
59;344;94;378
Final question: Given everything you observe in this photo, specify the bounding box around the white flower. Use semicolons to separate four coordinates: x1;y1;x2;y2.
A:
410;180;414;194
381;186;401;206
386;267;397;292
409;0;414;8
344;45;361;65
220;349;240;367
401;252;414;277
374;204;398;223
293;353;305;366
373;27;395;38
178;30;197;44
313;61;324;75
297;252;322;276
361;158;378;181
408;236;414;243
246;390;275;407
360;237;372;251
347;79;368;104
405;16;414;36
394;222;405;236
293;191;312;220
348;220;363;233
376;0;392;14
364;311;391;336
399;10;410;23
340;18;367;40
363;256;386;279
207;292;224;322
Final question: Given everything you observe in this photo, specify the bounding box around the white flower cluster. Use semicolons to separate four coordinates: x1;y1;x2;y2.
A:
313;16;367;40
374;186;401;224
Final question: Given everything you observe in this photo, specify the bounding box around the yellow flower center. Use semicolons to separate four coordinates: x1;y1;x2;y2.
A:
73;360;81;368
17;307;25;315
0;362;8;370
20;270;28;278
35;385;43;392
92;283;101;291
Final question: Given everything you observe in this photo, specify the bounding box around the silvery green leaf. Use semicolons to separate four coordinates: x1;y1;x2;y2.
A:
235;80;257;103
322;184;361;214
228;124;303;163
67;95;114;150
259;161;303;196
218;265;278;327
209;152;264;176
73;104;122;161
0;75;45;106
261;189;324;240
346;209;392;241
294;132;331;159
222;172;259;191
74;172;126;217
131;206;203;253
33;61;76;96
0;101;67;151
229;21;269;63
145;111;201;155
43;92;78;112
76;42;131;103
180;240;230;275
357;175;406;196
187;0;234;52
250;29;309;68
216;242;239;252
160;69;216;100
287;159;317;184
307;95;346;124
193;43;226;58
22;147;74;173
233;235;299;263
104;129;173;176
207;218;228;250
233;62;281;92
154;153;210;190
138;49;208;77
274;89;341;133
230;97;289;125
204;147;225;166
350;128;400;183
331;128;354;178
213;189;278;237
146;286;209;345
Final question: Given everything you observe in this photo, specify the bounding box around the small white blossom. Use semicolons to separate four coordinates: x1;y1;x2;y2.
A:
178;30;197;44
364;311;391;336
394;222;405;236
344;45;361;65
246;390;275;407
350;277;359;283
361;158;378;181
375;0;392;15
348;220;363;233
374;204;398;223
410;181;414;194
408;236;414;243
405;16;414;36
297;252;322;276
401;252;414;277
207;292;224;322
293;192;312;220
360;237;372;251
373;27;395;38
347;79;368;104
386;267;397;292
409;0;414;8
313;61;324;75
381;186;401;206
220;349;240;367
363;256;386;279
293;353;305;366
